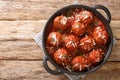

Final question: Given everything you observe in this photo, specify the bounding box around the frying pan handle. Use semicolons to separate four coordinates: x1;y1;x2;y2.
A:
93;5;111;24
43;56;63;75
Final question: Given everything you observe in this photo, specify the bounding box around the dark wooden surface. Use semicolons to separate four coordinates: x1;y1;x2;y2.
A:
0;0;120;80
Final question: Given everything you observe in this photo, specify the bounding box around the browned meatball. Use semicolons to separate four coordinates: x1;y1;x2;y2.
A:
54;48;72;67
88;49;104;64
64;34;79;51
79;36;96;52
75;10;93;25
71;22;85;36
93;25;108;45
47;32;62;46
54;15;68;30
71;56;90;71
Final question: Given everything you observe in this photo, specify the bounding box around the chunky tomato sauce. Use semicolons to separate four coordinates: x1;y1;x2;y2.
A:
45;8;109;72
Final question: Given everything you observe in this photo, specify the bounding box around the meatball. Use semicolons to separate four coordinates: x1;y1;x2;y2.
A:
54;48;72;67
88;49;104;64
93;26;108;45
64;34;79;51
75;10;93;25
71;22;85;36
47;32;62;46
54;15;68;30
71;56;90;71
79;36;96;52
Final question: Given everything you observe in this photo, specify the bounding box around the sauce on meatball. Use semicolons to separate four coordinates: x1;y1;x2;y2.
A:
54;48;72;68
71;56;90;71
79;36;96;52
64;34;79;51
88;48;104;64
71;22;85;36
47;32;62;46
93;25;108;45
54;15;68;30
75;10;93;25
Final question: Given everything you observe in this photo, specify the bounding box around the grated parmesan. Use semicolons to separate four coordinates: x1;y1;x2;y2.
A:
60;16;67;25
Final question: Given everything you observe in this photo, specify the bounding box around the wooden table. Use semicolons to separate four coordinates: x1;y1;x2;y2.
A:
0;0;120;80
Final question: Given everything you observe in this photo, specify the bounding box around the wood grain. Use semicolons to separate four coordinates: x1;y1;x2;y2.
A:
0;20;46;41
0;41;44;60
0;61;119;80
0;0;119;20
